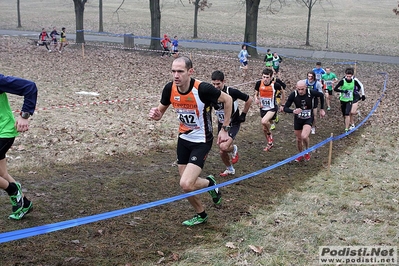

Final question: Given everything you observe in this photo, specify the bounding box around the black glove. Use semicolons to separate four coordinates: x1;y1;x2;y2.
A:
361;95;366;101
239;112;247;123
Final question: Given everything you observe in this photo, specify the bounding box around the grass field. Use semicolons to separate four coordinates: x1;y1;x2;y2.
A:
0;1;398;265
1;0;398;56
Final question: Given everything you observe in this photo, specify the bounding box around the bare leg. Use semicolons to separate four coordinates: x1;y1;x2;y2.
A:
0;158;17;190
218;137;234;168
350;102;359;125
178;163;209;214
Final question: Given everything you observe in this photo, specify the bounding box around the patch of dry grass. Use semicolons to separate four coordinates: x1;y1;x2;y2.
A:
182;126;399;266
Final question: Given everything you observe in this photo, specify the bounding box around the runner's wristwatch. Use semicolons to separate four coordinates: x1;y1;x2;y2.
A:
20;111;31;119
222;125;231;132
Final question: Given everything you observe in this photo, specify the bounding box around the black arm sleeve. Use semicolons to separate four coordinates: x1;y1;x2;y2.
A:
311;90;325;109
276;78;286;89
160;82;173;106
283;92;295;113
334;80;344;92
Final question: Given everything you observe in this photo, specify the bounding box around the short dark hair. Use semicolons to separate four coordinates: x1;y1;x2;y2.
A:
241;44;246;49
211;70;224;81
307;71;316;79
345;67;354;75
262;68;274;76
175;56;193;70
316;62;322;66
62;27;65;30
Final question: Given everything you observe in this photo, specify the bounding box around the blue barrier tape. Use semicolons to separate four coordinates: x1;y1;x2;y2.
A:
0;73;388;244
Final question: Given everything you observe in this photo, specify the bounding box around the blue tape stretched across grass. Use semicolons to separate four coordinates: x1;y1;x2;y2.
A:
0;73;388;244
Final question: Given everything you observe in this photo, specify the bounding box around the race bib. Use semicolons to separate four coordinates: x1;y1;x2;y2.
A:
325;81;332;87
215;109;225;123
342;90;353;99
298;109;312;119
176;109;200;129
260;97;274;110
316;73;322;80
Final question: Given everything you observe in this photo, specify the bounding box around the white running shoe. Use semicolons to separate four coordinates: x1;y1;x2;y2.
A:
311;127;316;134
349;124;355;130
219;168;235;177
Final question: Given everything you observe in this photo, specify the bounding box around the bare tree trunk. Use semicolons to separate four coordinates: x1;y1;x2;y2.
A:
305;0;312;46
73;0;87;43
193;0;200;38
17;0;22;28
99;0;104;32
149;0;161;50
244;0;260;58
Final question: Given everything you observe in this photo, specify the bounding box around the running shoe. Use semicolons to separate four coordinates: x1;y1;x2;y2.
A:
274;114;279;124
9;201;33;220
349;124;355;130
327;107;331;111
263;143;274;152
207;175;222;205
10;182;24;213
270;123;276;130
311;127;316;134
345;128;349;133
231;145;239;164
182;214;208;226
304;153;311;161
295;156;303;162
219;168;235;177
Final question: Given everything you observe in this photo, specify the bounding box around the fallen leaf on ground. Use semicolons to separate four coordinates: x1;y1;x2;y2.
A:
248;245;263;254
226;242;237;249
